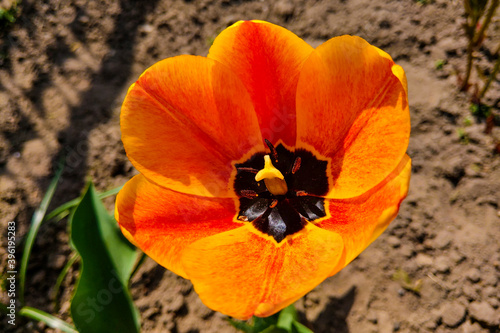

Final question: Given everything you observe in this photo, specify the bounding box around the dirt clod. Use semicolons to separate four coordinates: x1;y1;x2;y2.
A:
441;302;467;328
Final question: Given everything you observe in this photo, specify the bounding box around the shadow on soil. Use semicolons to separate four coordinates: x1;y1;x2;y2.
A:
311;286;356;333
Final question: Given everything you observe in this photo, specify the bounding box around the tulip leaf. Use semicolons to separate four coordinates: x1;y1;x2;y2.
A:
44;185;123;223
276;305;297;330
259;325;280;333
19;159;64;304
69;183;140;333
19;306;78;333
292;321;314;333
227;318;255;333
230;305;312;333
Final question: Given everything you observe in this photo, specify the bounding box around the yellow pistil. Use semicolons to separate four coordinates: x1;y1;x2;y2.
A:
255;155;288;195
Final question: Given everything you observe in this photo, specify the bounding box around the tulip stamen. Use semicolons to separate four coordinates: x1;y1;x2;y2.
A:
240;190;258;199
255;155;288;195
291;157;301;174
237;167;259;174
234;143;328;243
265;139;279;163
295;190;308;196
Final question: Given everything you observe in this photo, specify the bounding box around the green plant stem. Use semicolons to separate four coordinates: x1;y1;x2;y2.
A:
52;252;79;308
19;306;78;333
474;0;499;46
44;185;123;222
130;251;147;280
461;11;478;91
462;38;475;91
19;160;64;305
461;0;499;91
480;42;500;99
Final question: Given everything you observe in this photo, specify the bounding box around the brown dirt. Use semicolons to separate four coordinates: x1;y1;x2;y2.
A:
1;0;500;332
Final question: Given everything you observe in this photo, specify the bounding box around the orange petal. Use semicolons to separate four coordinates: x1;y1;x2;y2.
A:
317;155;411;272
208;20;314;147
296;36;410;198
115;174;242;278
121;55;264;198
181;224;344;319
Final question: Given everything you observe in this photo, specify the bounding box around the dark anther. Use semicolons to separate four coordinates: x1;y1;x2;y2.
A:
264;139;279;163
237;167;259;174
234;143;328;243
291;157;301;174
240;190;258;199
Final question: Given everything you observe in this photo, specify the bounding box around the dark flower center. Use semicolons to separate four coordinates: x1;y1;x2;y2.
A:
234;140;329;243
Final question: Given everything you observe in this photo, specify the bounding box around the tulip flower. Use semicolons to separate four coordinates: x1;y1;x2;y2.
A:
116;20;410;320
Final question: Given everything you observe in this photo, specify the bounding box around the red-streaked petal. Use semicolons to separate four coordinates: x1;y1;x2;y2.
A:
317;155;411;272
296;36;410;199
115;174;242;278
121;55;264;198
208;20;314;147
181;224;344;320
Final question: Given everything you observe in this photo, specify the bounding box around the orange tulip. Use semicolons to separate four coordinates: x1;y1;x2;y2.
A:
116;20;410;320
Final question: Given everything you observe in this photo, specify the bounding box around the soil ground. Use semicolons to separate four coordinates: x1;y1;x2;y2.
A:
1;0;500;332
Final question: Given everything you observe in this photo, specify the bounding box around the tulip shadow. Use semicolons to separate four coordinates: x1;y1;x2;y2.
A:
15;0;158;313
49;0;159;195
308;286;356;333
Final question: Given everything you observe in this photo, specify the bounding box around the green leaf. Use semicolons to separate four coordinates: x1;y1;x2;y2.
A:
253;313;280;332
230;305;310;333
19;160;64;304
292;321;314;333
44;185;123;223
277;305;298;331
19;306;78;333
259;324;281;333
69;183;139;333
52;252;80;308
227;318;256;333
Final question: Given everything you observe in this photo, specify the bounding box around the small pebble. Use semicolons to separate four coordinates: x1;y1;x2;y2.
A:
486;297;499;309
432;230;452;249
462;284;478;300
167;295;185;313
399;244;414;258
387;236;401;248
434;256;451;274
465;268;481;283
482;286;497;299
415;253;434;267
273;0;294;18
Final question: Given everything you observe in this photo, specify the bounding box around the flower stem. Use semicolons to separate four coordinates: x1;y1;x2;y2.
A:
479;42;500;99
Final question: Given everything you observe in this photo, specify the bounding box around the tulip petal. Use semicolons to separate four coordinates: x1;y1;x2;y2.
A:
115;174;242;278
296;36;410;199
208;20;314;147
121;55;264;198
317;155;411;272
181;224;344;319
